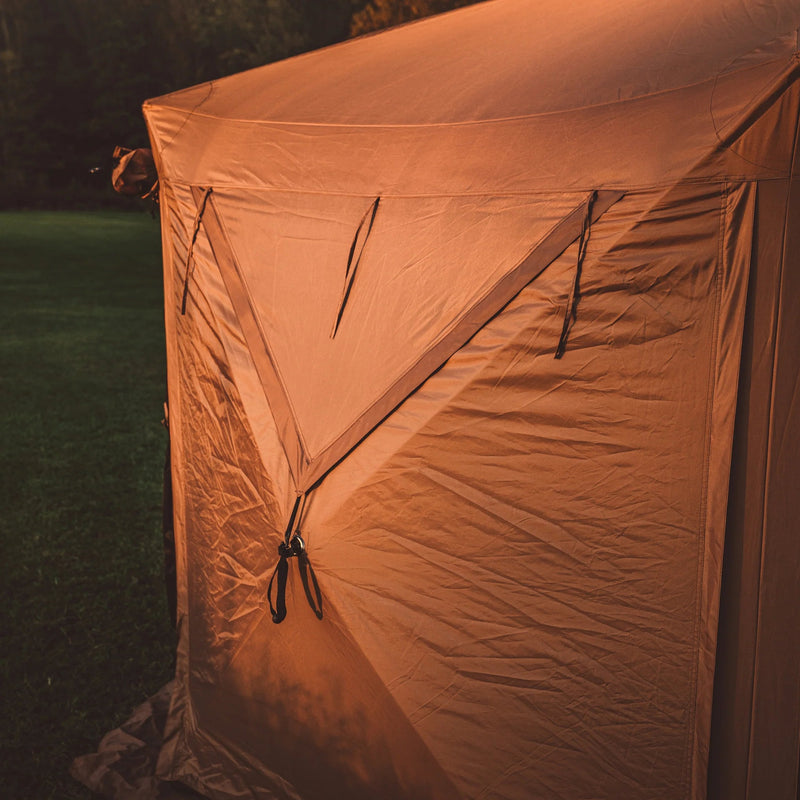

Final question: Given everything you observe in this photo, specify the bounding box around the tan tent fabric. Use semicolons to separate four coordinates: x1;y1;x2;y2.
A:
89;1;800;799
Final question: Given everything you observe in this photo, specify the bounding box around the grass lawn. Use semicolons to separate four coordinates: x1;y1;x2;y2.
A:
0;211;175;799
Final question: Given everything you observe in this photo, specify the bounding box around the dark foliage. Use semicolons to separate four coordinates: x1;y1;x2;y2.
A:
3;0;492;209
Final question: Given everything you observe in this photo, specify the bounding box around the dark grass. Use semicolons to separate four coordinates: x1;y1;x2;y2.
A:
0;211;175;799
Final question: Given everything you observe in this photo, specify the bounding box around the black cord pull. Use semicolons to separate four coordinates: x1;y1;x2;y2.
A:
267;533;323;623
267;543;290;623
555;190;596;359
298;547;324;620
266;493;323;623
180;187;212;315
331;196;380;338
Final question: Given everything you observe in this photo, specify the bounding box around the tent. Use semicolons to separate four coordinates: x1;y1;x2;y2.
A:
89;1;800;797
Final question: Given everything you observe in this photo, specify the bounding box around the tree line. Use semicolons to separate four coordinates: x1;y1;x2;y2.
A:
0;0;480;208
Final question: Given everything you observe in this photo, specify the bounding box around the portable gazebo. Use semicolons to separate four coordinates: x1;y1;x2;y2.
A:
90;1;800;797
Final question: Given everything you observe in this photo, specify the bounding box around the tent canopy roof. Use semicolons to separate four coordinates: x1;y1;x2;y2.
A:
149;0;800;126
145;0;800;196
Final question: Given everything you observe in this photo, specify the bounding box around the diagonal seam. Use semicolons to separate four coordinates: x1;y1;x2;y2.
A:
194;187;310;482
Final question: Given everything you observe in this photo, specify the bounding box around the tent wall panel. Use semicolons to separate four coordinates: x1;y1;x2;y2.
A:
708;177;789;800
310;183;755;800
149;178;760;799
745;119;800;800
708;103;800;800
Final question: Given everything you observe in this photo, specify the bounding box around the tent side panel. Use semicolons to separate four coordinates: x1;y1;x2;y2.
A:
707;177;788;800
709;181;788;800
691;181;757;800
154;179;199;787
154;181;295;797
746;112;800;800
709;104;800;800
